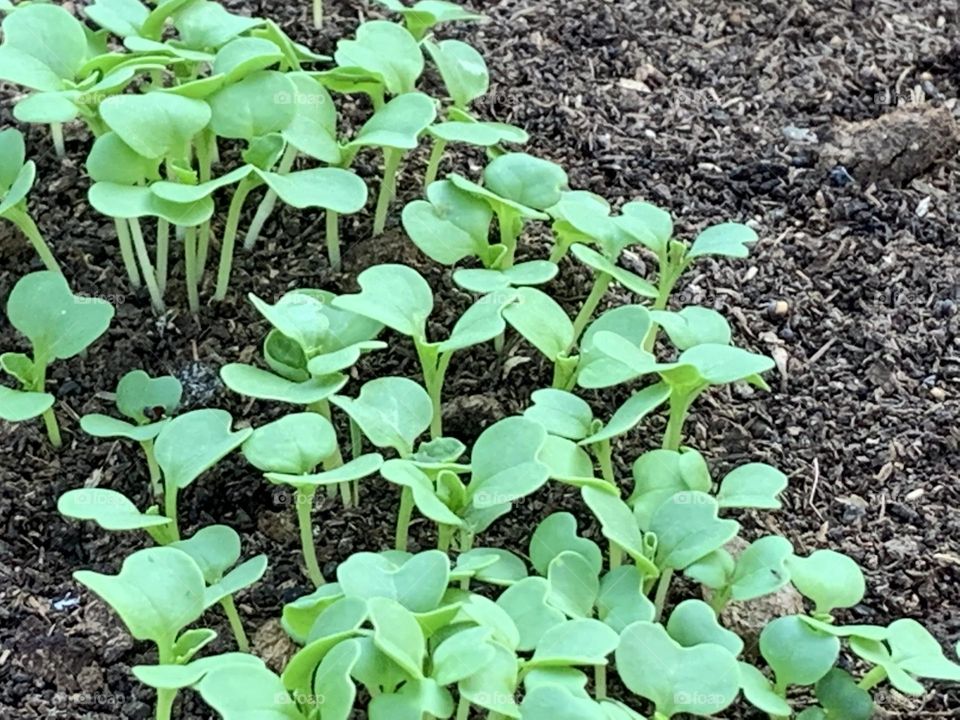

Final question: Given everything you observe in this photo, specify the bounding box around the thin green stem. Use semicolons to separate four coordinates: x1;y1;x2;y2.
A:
455;697;471;720
115;218;141;288
214;179;255;301
395;486;414;552
183;226;199;314
570;273;612;347
41;407;62;448
858;665;887;691
652;568;674;622
50;123;65;157
547;236;572;264
296;488;325;586
495;212;521;269
129;218;166;312
663;393;693;451
141;439;162;498
594;665;607;700
373;148;403;236
312;0;323;27
326;210;341;271
156;642;176;720
219;595;249;652
437;524;454;552
243;146;298;250
196;131;214;276
423;138;447;189
155;219;169;295
310;400;349;507
609;543;623;570
6;207;60;273
595;439;615;485
163;484;180;542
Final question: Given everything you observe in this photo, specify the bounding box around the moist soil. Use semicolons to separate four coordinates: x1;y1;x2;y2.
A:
2;1;959;718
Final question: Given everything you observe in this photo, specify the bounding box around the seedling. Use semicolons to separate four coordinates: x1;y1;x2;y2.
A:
170;524;268;652
81;370;183;496
442;152;569;268
1;271;114;446
341;91;438;237
243;411;384;586
75;545;261;720
333;263;513;437
374;0;484;40
0;129;59;271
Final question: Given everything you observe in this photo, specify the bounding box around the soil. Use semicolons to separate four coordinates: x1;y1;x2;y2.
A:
1;0;959;718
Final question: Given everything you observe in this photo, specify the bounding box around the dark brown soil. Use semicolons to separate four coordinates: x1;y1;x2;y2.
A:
2;1;959;718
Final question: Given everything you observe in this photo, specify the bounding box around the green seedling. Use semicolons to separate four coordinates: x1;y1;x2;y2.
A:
75;545;257;720
170;524;268;652
333;20;423;98
154;408;252;540
0;129;60;271
452;261;558;293
0;3;99;155
81;370;183;496
341;91;438;237
375;0;484;40
379;415;552;552
332;263;513;437
220;291;384;471
243;412;384;585
1;271;114;447
443;152;569;268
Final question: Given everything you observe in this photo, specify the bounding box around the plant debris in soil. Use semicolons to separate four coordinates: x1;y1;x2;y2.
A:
1;0;959;718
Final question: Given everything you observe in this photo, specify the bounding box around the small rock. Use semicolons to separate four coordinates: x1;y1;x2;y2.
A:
837;494;869;523
915;196;932;217
905;488;925;501
767;299;790;317
930;387;946;401
781;125;818;144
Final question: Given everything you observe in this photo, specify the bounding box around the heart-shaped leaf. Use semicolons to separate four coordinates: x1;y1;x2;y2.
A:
208;71;297;140
6;271;114;361
689;222;758;259
760;615;840;688
74;546;206;646
347;92;437;150
617;621;740;717
379;460;463;526
469;417;550;508
155;409;252;490
85;0;150;37
454;261;557;294
402;179;492;265
0;4;87;85
265;453;384;492
432;626;496;685
496;577;565;652
197;664;305;720
331;377;432;456
115;370;182;425
423;38;488;108
100;93;211;160
581;486;658;578
729;535;793;602
739;662;792;716
570;244;657;299
666;599;743;656
282;72;340;163
530;512;602;576
134;652;264;690
596;566;655;632
212;37;283;83
483;152;568;211
628;448;711;529
428;120;528;147
716;462;788;509
337;551;449;612
243;413;337;475
650;307;732;350
546;551;599;619
615;201;673;254
576;306;653;389
333;264;433;338
378;0;484;40
523;389;594;441
334;21;423;95
57;488;172;531
89;183;215;225
651;492;740;570
172;0;262;49
786;550;865;615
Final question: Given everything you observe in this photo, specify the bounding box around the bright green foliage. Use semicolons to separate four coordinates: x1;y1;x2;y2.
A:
0;128;59;270
1;271;114;445
375;0;484;40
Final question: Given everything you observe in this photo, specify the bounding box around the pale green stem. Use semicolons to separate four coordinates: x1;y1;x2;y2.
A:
495;211;521;269
643;255;683;351
373;148;403;236
547;236;572;264
183;226;199;314
42;407;62;448
214;180;255;301
243;145;298;250
310;400;350;507
570;273;612;347
652;568;674;622
312;0;323;27
595;665;607;700
423;138;447;189
609;543;623;570
220;596;249;652
6;207;60;273
858;666;887;691
156;642;176;720
141;439;162;498
196;131;214;275
296;487;325;587
663;393;693;452
395;486;414;552
326;210;341;271
455;697;471;720
114;218;141;288
156;219;169;295
595;439;615;484
164;485;180;542
129;218;166;312
50;123;65;157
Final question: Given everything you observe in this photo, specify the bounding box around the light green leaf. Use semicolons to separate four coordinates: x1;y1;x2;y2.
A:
89;183;214;225
717;463;788;509
651;492;740;570
760;615;840;688
57;488;171;531
469;417;550;508
739;662;792;716
1;4;87;82
576;306;653;389
569;244;657;298
815;668;874;720
649;307;732;350
337;551;449;612
74;546;206;646
596;566;655;632
432;627;496;685
685;549;735;590
615;201;673;254
520;685;605;720
115;369;182;424
134;652;264;690
523;389;594;441
483;152;568;211
380;460;463;526
423;38;488;107
155;409;251;490
581;486;658;578
208;71;297;140
173;0;262;49
580;383;671;446
437;292;513;354
335;21;423;95
220;364;347;404
786;550;865;614
530;512;602;576
529;618;619;667
212;37;283;83
368;597;425;678
100;93;211;160
331;377;432;456
6;271;114;361
150;165;256;203
312;639;361;720
617;621;740;717
458;642;520;717
402;179;492;265
254;167;367;213
0;386;54;422
503;287;573;362
730;536;793;601
546;551;599;618
13;91;79;124
689;222;758;259
85;0;150;37
428;120;528;147
495;577;565;652
628;448;712;529
333;264;433;338
86;132;161;185
666;599;743;656
265;453;384;491
197;664;305;720
283;72;340;163
453;261;557;294
348;92;437;150
243;412;336;475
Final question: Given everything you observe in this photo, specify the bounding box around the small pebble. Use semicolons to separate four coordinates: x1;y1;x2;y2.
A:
768;299;790;317
930;387;946;401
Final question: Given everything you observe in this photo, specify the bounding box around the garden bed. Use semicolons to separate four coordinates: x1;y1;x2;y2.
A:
1;0;958;718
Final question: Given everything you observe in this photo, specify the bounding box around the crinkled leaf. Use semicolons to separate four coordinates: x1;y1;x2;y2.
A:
651;492;740;570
